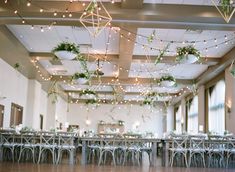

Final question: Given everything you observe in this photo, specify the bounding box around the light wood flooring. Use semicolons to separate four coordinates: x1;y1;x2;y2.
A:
0;162;234;172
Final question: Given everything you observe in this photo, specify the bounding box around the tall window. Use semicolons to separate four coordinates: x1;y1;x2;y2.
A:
0;104;4;128
187;96;198;134
175;105;182;133
10;103;23;127
207;80;225;135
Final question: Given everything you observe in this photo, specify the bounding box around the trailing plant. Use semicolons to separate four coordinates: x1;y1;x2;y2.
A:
79;89;97;96
48;81;60;104
143;99;152;105
71;72;90;81
52;42;80;55
14;63;20;70
176;45;201;62
85;99;97;105
147;30;156;44
159;75;176;82
220;0;234;16
155;43;170;64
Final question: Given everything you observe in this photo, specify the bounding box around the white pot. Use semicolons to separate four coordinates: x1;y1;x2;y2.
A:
180;54;198;64
77;78;88;85
81;94;96;99
54;51;77;60
161;80;175;87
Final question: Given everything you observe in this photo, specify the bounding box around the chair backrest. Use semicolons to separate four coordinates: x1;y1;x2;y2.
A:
38;131;55;146
57;132;76;146
208;135;227;150
0;130;17;145
170;134;188;149
189;135;206;149
20;131;38;145
225;135;235;149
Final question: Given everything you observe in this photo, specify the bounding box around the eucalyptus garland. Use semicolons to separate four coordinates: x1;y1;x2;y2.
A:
176;45;201;62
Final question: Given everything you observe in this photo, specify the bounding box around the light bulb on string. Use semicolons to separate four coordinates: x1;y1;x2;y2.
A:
27;1;31;7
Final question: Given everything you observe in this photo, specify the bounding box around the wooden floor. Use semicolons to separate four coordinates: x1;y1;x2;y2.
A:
0;163;234;172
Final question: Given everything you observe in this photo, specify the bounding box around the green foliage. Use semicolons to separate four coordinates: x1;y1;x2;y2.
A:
47;81;60;104
85;99;97;104
14;63;20;70
79;89;97;96
176;45;201;62
52;42;80;54
72;72;89;80
147;30;156;44
155;44;170;64
220;0;233;16
159;75;176;82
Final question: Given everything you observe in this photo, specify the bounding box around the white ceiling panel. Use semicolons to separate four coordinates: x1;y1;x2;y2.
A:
7;25;120;54
144;0;212;5
133;28;235;57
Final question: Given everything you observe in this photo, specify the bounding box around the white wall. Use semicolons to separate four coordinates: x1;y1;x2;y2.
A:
0;58;50;130
55;96;68;129
40;90;48;129
0;58;28;128
67;104;166;137
166;106;174;132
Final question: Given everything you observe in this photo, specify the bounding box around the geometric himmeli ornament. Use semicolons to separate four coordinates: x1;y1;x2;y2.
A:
80;0;112;37
211;0;235;23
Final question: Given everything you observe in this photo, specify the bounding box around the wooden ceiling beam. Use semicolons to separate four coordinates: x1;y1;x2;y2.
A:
53;76;193;85
29;52;220;65
0;2;235;30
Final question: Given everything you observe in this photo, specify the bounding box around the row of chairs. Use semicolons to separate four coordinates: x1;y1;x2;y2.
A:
0;130;80;164
87;134;153;166
168;134;235;168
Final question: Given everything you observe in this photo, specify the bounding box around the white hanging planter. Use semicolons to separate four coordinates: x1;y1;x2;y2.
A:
180;54;198;64
81;94;96;99
77;78;88;85
160;80;175;87
54;51;77;60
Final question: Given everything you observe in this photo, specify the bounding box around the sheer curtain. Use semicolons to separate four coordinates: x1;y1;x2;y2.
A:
208;80;225;135
187;96;198;134
175;105;182;133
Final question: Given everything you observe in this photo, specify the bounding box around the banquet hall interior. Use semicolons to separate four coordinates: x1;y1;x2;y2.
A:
0;0;235;171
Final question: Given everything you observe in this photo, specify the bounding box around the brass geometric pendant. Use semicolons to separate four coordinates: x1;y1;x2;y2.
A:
80;0;112;37
211;0;235;23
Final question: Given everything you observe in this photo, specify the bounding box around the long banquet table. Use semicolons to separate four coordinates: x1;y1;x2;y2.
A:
80;137;161;166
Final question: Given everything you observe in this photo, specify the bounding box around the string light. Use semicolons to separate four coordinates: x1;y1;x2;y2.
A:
27;1;31;7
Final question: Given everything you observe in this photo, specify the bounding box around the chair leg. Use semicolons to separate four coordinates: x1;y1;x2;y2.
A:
184;153;188;167
98;151;103;166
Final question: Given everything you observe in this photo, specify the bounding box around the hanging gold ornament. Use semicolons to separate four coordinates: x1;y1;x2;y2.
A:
211;0;235;23
80;0;112;37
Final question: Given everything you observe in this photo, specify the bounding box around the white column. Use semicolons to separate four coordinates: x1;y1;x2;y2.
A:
166;106;174;132
25;80;41;129
198;85;205;132
225;67;235;133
